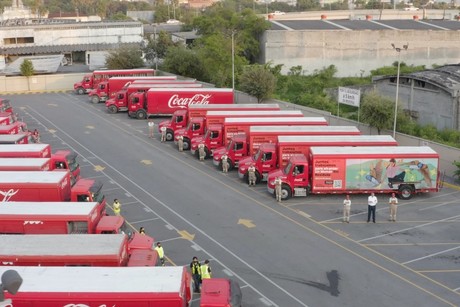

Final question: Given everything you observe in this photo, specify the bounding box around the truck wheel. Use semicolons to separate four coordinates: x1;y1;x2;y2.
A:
183;139;190;151
281;184;292;200
398;185;414;200
91;96;99;104
107;105;118;114
76;88;85;95
166;130;174;141
136;110;147;120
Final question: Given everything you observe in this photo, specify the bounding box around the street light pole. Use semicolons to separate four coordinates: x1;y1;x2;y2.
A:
391;43;408;139
231;31;235;91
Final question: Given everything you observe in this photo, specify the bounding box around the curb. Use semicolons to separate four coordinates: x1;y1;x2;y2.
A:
442;181;460;191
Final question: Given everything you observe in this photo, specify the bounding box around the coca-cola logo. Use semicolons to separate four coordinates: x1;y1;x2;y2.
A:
0;189;18;202
168;94;211;109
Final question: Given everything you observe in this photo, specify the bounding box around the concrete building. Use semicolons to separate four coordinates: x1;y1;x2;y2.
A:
373;65;460;131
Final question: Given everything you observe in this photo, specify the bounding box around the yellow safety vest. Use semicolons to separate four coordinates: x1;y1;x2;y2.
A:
155;246;164;258
113;201;121;214
201;264;211;279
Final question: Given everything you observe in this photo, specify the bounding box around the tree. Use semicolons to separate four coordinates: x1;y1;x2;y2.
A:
162;46;207;81
239;65;276;103
20;59;35;91
143;31;177;66
360;91;394;134
105;46;144;69
453;160;460;182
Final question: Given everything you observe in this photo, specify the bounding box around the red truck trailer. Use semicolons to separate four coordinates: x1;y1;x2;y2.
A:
73;68;155;95
88;76;178;103
0;144;80;181
0;122;28;135
105;82;202;114
239;135;397;183
0;116;9;125
267;146;440;200
0;133;29;144
0;201;154;251
161;103;280;142
0;158;51;171
128;88;234;119
215;125;362;170
0;234;156;267
191;117;328;158
0;266;192;306
0;171;106;215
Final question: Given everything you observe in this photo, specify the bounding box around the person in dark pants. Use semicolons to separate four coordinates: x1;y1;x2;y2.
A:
367;192;378;223
190;256;202;293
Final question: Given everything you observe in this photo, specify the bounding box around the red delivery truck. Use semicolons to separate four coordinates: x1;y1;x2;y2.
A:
0;98;12;113
190;117;328;159
172;104;281;146
0;133;29;144
267;146;440;200
0;171;106;215
88;76;178;103
0;144;80;181
128;88;234;119
106;82;202;114
0;266;192;306
200;278;243;307
0;122;28;135
161;103;280;142
215;125;362;170
73;68;155;95
0;116;9;125
0;202;154;252
0;234;156;267
0;158;51;171
239;135;397;183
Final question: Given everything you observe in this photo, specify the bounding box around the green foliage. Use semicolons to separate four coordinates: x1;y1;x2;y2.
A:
105;47;144;69
360;91;394;134
20;59;35;77
370;62;425;77
143;31;177;65
108;12;132;21
239;65;276;103
453;161;460;181
162;46;207;81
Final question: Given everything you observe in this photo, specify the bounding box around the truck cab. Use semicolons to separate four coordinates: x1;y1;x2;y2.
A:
128;91;148;119
213;134;248;171
88;80;109;104
53;150;80;181
0;99;13;113
174;117;205;150
201;278;242;307
74;73;93;95
190;124;223;158
105;89;130;113
158;109;188;141
267;155;309;200
238;143;277;183
72;179;106;215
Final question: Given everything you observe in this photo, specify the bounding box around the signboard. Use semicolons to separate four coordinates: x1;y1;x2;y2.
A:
338;87;361;107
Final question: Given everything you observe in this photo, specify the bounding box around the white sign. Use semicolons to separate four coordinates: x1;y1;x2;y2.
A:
338;87;361;107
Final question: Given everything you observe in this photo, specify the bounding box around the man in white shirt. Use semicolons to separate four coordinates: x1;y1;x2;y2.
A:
367;192;378;223
343;195;351;223
388;193;398;222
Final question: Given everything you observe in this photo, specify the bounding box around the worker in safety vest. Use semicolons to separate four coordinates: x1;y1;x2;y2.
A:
113;199;121;216
274;177;283;202
221;154;229;173
248;164;256;186
190;256;202;293
198;144;206;161
201;259;211;279
155;242;165;266
177;135;184;152
160;126;167;142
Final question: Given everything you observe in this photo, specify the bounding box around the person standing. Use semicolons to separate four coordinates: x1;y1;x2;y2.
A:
154;242;165;266
160;126;167;142
139;227;146;235
190;257;202;293
274;177;282;202
248;164;256;186
343;195;351;223
113;199;121;216
388;192;398;222
198;144;206;161
367;192;378;223
221;154;229;173
201;259;212;279
177;135;184;152
148;119;155;138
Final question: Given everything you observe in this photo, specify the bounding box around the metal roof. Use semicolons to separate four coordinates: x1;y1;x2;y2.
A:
225;117;327;124
0;158;48;167
0;202;97;215
250;125;360;133
278;135;397;143
206;110;303;116
0;234;125;256
0;171;67;183
0;134;27;141
189;103;279;109
310;146;438;155
0;144;48;152
0;266;185;292
0;42;141;55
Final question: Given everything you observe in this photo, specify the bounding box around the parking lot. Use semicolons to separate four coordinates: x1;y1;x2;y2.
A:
6;91;460;307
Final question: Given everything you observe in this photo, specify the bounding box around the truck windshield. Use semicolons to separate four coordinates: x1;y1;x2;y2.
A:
226;140;234;150
119;221;133;239
203;130;210;140
67;158;80;173
283;162;292;175
70;175;77;187
253;149;261;161
92;189;105;204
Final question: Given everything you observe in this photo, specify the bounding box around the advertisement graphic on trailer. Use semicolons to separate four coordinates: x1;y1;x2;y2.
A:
312;158;438;190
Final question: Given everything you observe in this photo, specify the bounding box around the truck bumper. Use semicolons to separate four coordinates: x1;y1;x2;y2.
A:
238;171;245;179
267;187;274;194
212;159;220;166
